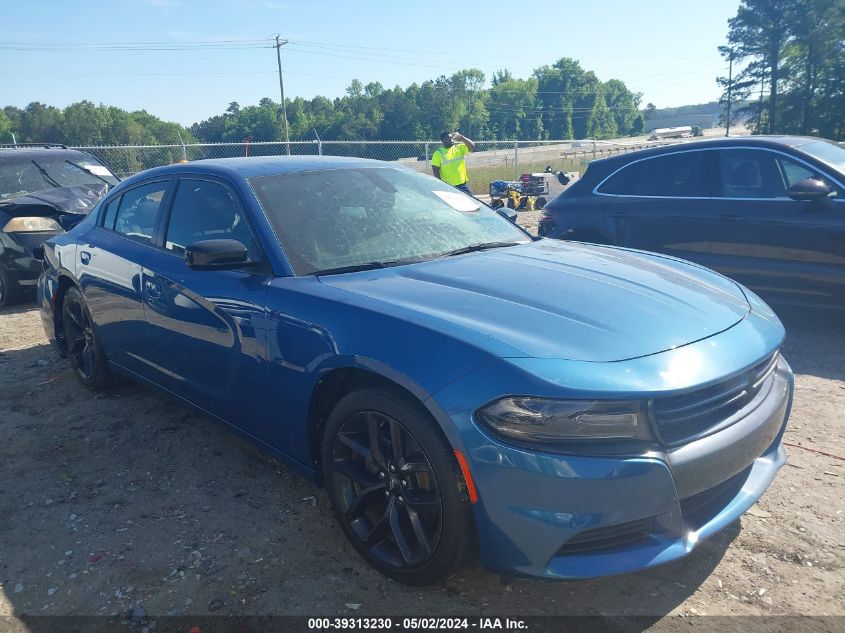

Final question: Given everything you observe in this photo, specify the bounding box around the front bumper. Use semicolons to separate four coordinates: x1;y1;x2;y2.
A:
0;230;61;284
432;352;792;579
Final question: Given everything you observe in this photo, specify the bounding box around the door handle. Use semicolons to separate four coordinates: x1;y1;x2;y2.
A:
79;251;91;265
718;214;742;221
144;279;161;300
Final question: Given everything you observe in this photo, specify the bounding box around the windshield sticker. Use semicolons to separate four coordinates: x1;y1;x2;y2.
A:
433;190;480;212
81;163;114;177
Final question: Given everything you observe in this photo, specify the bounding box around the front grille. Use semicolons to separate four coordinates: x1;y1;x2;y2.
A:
652;352;779;445
558;518;652;555
680;466;752;530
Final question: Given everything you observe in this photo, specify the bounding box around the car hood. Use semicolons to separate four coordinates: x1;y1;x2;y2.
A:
0;183;108;216
319;240;750;362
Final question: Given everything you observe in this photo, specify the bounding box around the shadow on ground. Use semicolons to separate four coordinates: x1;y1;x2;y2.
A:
0;340;740;624
774;306;844;382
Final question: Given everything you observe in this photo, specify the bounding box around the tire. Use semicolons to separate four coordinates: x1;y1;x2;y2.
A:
321;387;476;586
0;266;23;308
506;198;515;209
536;197;547;210
61;285;113;390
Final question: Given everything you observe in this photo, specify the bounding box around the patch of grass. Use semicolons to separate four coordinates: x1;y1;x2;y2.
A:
465;157;590;196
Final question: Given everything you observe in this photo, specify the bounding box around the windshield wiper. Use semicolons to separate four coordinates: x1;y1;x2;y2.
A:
30;160;62;188
438;241;524;258
65;160;113;187
312;260;408;276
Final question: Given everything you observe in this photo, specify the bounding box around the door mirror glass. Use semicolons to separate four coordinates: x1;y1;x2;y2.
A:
185;239;249;270
787;178;833;201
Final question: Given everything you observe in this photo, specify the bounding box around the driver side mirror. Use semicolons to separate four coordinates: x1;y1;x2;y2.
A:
495;206;517;223
788;178;833;201
185;239;249;270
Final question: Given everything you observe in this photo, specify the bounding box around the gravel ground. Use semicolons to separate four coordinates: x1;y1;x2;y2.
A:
0;236;843;626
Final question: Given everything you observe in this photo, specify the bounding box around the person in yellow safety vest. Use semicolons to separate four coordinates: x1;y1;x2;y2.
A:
431;131;476;195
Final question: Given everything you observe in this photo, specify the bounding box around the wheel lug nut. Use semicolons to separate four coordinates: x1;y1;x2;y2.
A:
401;480;407;487
397;496;404;503
389;465;395;472
384;491;389;497
379;472;385;479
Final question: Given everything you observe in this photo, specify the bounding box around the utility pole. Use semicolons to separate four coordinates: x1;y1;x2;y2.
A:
274;35;290;155
725;53;733;137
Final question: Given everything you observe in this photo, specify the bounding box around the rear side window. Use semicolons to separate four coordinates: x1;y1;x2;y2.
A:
100;196;121;230
598;151;709;197
112;181;168;242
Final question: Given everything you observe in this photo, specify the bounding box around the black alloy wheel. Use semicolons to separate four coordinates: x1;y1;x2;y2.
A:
62;286;112;389
322;388;475;585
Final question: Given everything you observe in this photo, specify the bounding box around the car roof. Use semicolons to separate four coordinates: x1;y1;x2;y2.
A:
119;155;401;186
0;146;98;161
590;135;827;170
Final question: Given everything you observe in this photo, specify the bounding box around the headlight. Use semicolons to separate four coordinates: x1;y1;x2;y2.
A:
476;397;650;444
3;217;63;232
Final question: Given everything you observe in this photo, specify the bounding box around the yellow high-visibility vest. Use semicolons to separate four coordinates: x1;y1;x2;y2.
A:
431;143;469;185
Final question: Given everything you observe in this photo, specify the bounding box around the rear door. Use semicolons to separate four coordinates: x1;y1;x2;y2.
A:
594;148;716;266
140;176;272;431
710;147;845;307
77;179;173;378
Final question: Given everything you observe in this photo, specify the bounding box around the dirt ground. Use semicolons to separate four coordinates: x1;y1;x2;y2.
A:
0;240;843;627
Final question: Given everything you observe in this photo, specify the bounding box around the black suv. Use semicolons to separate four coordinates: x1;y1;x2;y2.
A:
539;136;845;309
0;144;118;306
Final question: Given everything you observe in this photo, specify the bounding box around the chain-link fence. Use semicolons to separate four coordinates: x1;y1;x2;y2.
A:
71;137;688;197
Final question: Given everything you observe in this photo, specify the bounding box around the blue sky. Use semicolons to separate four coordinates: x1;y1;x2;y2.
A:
3;0;740;126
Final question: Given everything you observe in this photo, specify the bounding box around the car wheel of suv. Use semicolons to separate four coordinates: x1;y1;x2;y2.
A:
0;266;23;308
321;387;476;586
62;286;112;390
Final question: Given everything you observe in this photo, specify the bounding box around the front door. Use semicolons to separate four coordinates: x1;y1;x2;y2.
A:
141;177;272;431
710;147;845;308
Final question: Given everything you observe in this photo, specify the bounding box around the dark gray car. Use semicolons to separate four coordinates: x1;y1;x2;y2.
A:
539;136;845;309
0;144;119;306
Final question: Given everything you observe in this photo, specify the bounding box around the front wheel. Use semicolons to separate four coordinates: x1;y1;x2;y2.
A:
62;286;113;390
321;388;476;585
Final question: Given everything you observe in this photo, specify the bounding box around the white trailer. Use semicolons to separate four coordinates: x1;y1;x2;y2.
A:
648;126;694;141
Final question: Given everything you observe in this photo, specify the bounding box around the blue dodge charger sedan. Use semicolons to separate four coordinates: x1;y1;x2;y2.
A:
37;156;793;585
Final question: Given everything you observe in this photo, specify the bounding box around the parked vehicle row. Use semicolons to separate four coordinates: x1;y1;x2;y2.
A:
37;156;793;585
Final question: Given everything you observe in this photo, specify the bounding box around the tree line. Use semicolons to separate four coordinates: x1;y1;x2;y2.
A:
719;0;845;138
1;57;646;147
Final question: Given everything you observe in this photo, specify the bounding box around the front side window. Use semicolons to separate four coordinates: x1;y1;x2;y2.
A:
718;149;840;199
598;151;709;197
719;149;787;198
164;179;259;259
250;167;529;275
112;181;168;242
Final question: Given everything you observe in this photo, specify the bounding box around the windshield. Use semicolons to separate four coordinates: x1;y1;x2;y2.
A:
250;167;529;275
800;140;845;174
0;154;119;200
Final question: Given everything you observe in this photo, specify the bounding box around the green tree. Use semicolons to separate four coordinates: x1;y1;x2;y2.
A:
721;0;793;132
586;95;618;138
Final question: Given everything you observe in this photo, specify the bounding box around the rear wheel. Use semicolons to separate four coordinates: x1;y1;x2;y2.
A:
0;267;23;308
62;286;112;390
321;387;476;585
